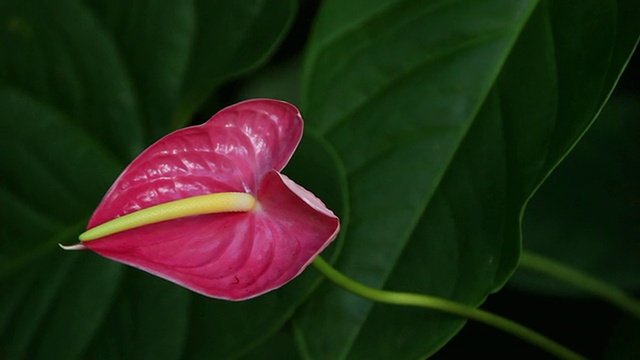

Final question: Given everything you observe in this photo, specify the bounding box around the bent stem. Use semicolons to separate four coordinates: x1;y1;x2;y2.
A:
519;251;640;320
312;256;585;360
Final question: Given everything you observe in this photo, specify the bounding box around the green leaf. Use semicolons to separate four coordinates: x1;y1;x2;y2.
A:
237;56;303;107
83;0;296;139
238;323;301;360
606;316;640;360
511;93;640;296
0;87;123;256
0;87;125;359
295;0;640;358
0;0;143;161
28;254;122;360
178;0;296;126
83;0;195;142
84;270;191;360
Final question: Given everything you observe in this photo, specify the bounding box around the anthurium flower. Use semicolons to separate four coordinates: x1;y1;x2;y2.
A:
64;99;340;301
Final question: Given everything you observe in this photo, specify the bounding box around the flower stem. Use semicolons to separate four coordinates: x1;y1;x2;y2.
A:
519;251;640;319
312;256;585;360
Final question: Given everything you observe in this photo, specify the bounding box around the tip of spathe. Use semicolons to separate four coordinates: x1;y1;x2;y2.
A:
59;243;88;251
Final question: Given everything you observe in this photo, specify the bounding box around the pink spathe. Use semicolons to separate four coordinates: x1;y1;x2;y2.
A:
81;99;340;300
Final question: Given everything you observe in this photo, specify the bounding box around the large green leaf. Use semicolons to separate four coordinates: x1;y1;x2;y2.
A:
0;88;124;360
606;316;640;359
83;0;296;139
294;0;639;358
178;0;297;127
83;0;195;142
0;87;123;257
81;0;295;140
0;0;143;161
238;323;301;360
83;269;191;360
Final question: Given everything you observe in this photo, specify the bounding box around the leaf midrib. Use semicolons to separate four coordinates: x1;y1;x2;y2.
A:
302;0;465;106
315;2;540;358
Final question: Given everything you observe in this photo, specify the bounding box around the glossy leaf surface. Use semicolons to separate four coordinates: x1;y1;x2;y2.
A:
295;0;640;358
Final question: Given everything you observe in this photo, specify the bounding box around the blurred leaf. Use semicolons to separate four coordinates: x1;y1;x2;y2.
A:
295;0;640;358
28;253;122;360
0;13;139;357
84;0;296;138
0;87;123;360
239;323;301;360
237;56;303;107
0;0;144;161
0;86;125;359
606;316;640;360
178;0;296;126
0;87;123;257
84;269;191;360
83;0;195;142
511;94;640;296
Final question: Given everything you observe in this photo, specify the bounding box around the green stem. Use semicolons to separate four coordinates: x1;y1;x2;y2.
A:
519;251;640;319
312;256;585;360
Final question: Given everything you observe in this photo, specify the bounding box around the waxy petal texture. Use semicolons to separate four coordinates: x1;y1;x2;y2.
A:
89;99;303;228
82;99;339;300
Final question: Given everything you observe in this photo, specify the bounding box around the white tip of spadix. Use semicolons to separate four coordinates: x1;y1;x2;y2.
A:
59;243;88;251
